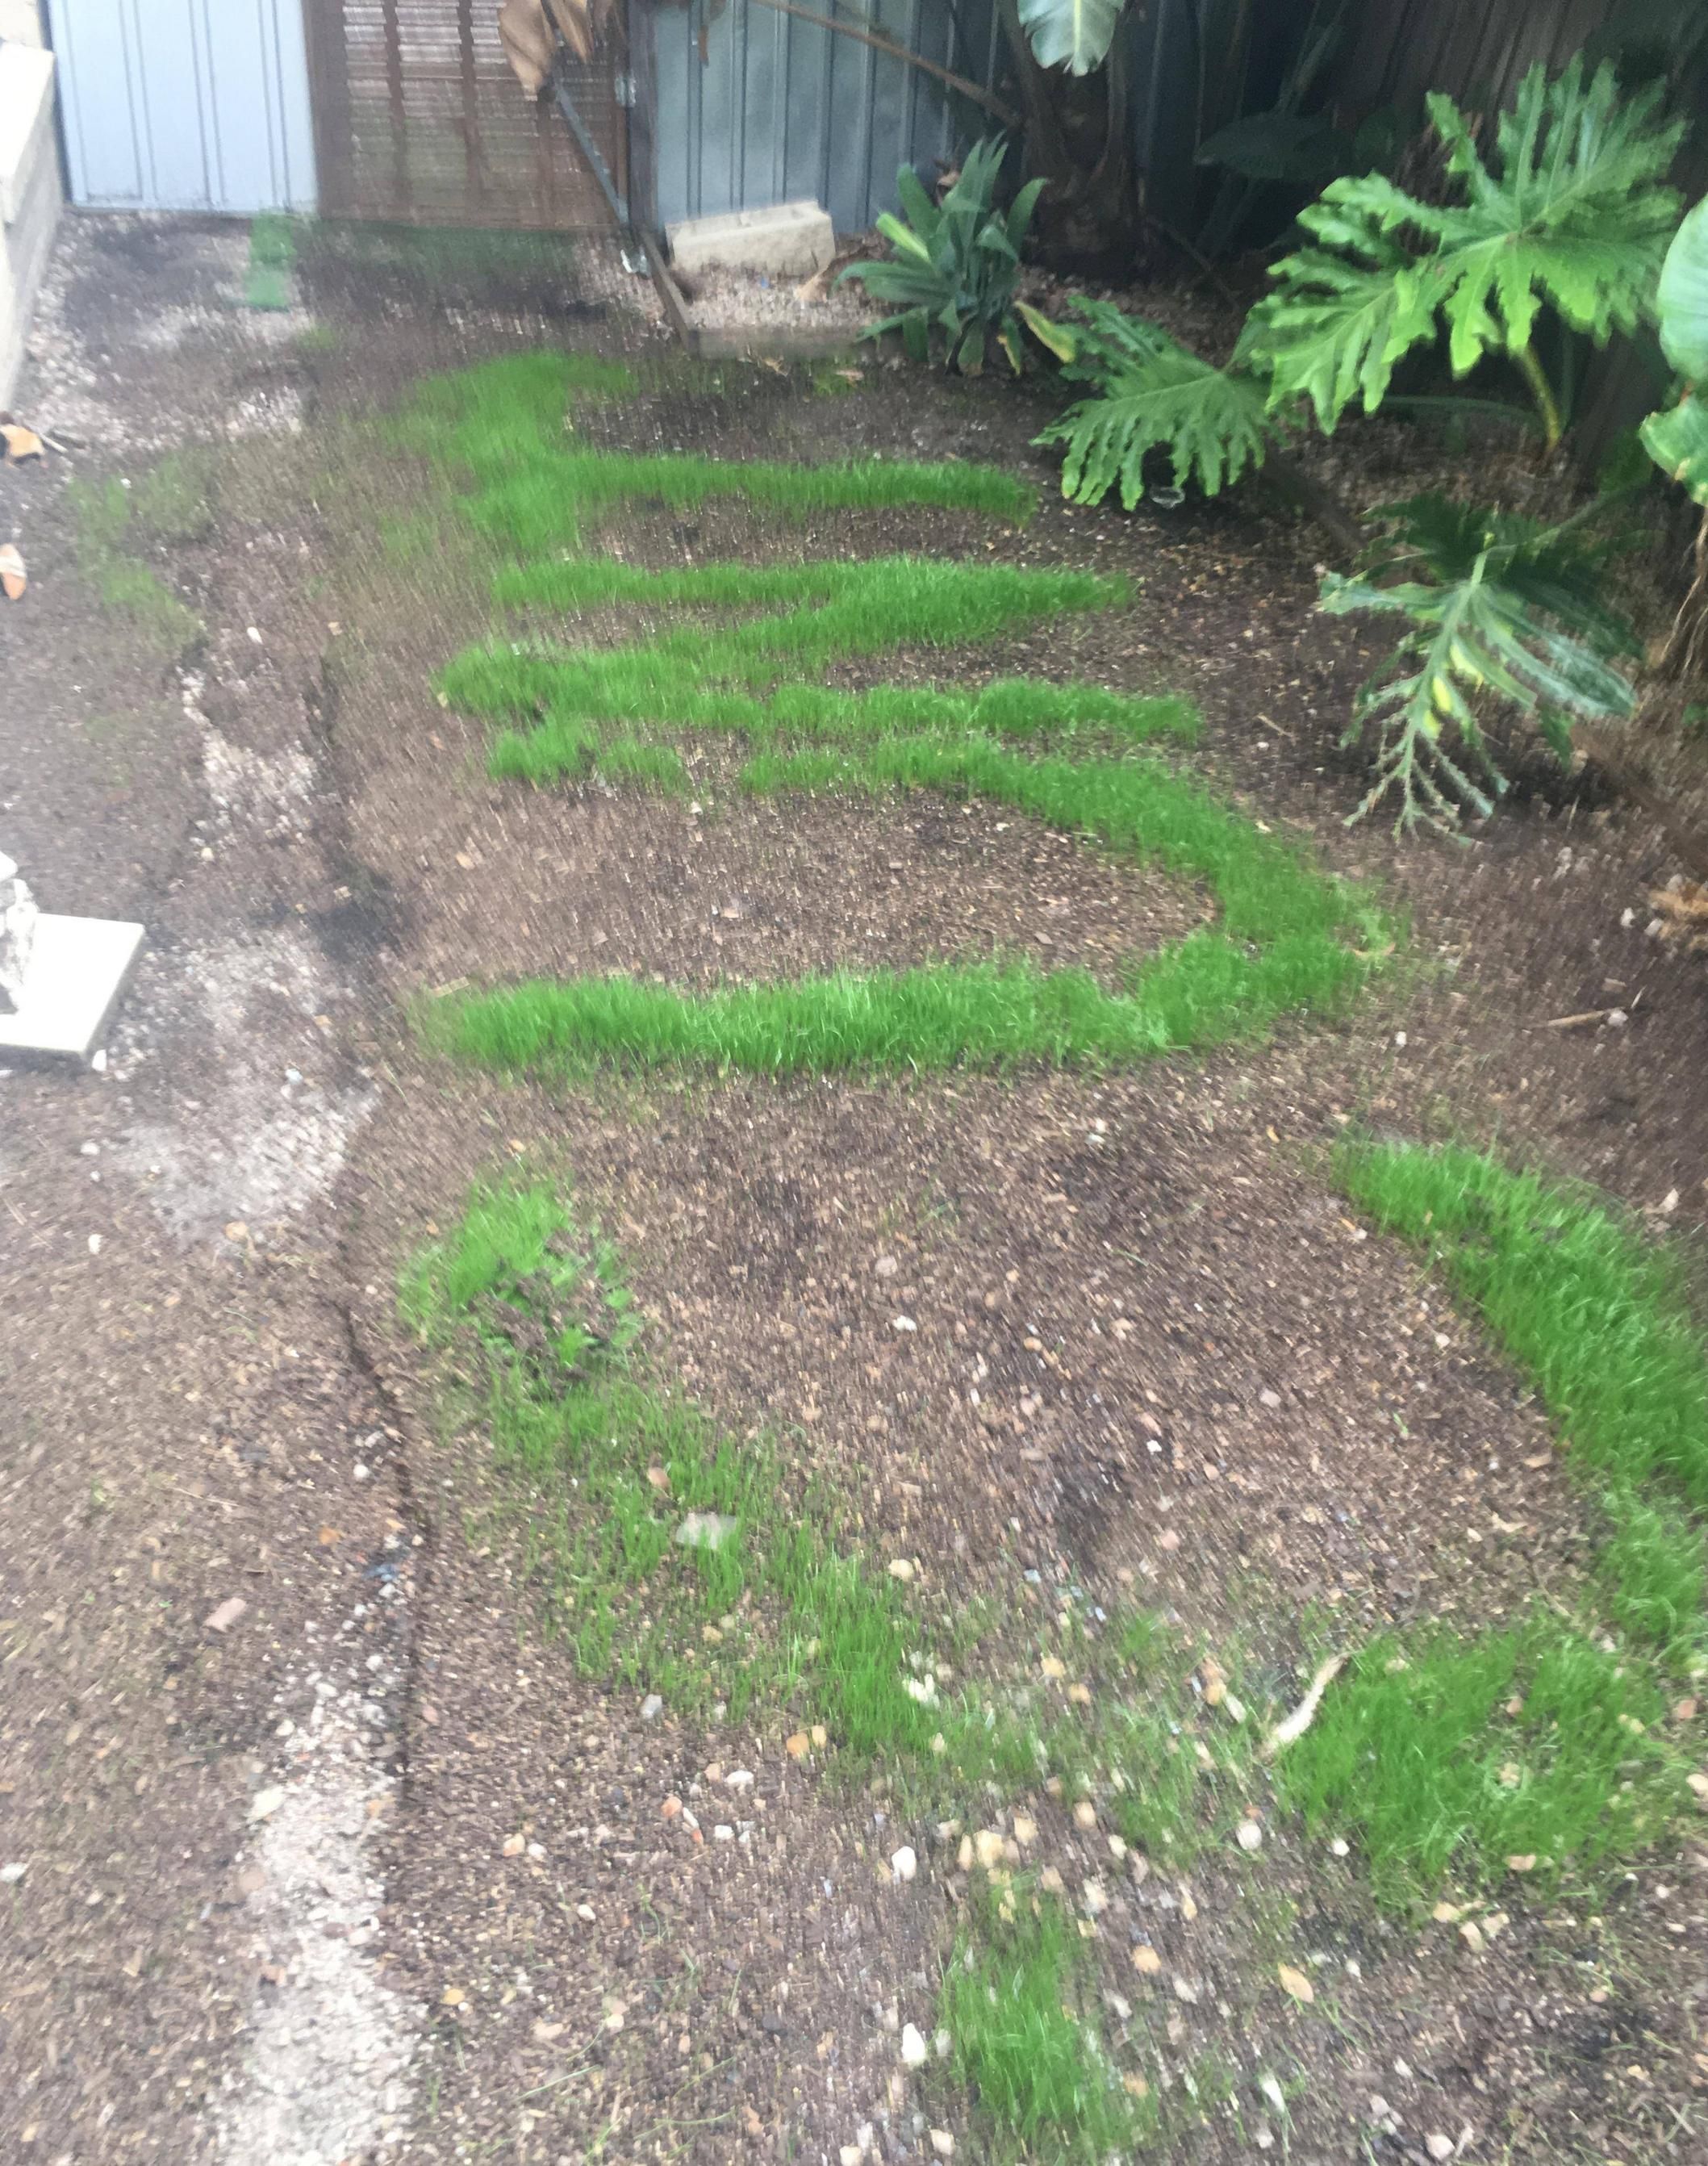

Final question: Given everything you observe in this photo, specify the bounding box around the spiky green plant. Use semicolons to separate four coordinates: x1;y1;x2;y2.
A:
837;138;1050;374
1251;56;1684;450
1036;299;1281;505
1320;494;1637;833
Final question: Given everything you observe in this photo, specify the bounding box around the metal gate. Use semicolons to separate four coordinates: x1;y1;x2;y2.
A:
50;0;318;213
302;1;628;229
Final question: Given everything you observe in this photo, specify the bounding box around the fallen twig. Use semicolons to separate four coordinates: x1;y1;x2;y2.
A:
1262;1653;1346;1758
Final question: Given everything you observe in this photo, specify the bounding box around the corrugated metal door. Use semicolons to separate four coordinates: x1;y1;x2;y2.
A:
51;0;318;212
647;0;1000;235
302;1;626;230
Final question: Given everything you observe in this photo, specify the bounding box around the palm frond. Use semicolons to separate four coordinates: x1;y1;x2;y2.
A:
1322;493;1637;834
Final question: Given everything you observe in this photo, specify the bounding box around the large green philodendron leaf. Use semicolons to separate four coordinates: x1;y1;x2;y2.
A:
1017;0;1125;77
1641;393;1708;504
1656;199;1708;382
1257;58;1684;433
1037;300;1277;504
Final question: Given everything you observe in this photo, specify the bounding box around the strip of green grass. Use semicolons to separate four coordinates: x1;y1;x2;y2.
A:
441;557;1134;771
392;348;1034;550
244;211;296;310
1337;1141;1708;1512
430;935;1365;1081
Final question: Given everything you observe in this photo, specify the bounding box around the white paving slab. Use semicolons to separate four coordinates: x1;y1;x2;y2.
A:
0;913;143;1062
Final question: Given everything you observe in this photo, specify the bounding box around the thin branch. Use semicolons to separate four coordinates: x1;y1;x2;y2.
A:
745;0;1022;132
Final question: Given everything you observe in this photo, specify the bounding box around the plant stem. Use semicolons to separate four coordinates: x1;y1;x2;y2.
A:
1512;341;1564;453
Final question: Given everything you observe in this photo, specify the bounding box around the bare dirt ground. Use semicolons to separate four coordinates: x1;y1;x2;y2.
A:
4;213;1708;2166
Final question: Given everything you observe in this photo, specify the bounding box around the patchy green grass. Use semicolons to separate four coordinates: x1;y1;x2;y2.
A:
407;1175;1262;1848
1274;1620;1685;1905
244;211;296;310
1297;1141;1708;1900
1338;1142;1708;1510
404;1177;947;1743
69;476;202;654
939;1885;1159;2162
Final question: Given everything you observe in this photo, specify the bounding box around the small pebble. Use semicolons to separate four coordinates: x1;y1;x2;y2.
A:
892;1846;917;1883
900;2022;928;2068
640;1694;663;1721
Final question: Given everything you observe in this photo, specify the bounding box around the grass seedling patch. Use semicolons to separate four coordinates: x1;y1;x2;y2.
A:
1277;1139;1708;1904
407;1177;1264;1830
69;475;203;654
1338;1142;1708;1512
244;212;296;311
1274;1620;1685;1905
938;1884;1160;2162
402;345;1384;1077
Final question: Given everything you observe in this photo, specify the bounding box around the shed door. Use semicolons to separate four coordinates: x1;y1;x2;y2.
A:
51;0;317;214
302;1;625;231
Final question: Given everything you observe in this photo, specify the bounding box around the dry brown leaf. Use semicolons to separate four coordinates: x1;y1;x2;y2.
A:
498;0;555;93
1;423;44;464
1276;1962;1315;2005
0;543;25;601
1649;879;1708;945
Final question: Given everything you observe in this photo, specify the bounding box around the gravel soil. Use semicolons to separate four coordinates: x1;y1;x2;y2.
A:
2;213;1708;2166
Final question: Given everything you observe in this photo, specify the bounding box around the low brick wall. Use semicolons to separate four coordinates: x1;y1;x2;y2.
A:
0;34;62;408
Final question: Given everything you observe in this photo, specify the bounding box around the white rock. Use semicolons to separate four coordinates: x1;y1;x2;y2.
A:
887;1558;915;1581
712;1824;735;1842
892;1846;917;1883
248;1786;286;1822
725;1769;754;1791
674;1511;738;1552
0;1862;26;1884
900;2022;929;2068
1237;1818;1263;1851
929;2132;955;2158
640;1694;663;1721
1426;2139;1455;2162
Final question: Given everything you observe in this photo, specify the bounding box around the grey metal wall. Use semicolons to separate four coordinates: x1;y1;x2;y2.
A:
647;0;1001;236
49;0;318;214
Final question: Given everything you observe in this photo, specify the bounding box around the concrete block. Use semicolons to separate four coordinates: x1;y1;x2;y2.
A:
0;40;55;223
0;915;144;1064
666;199;834;278
0;39;61;407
